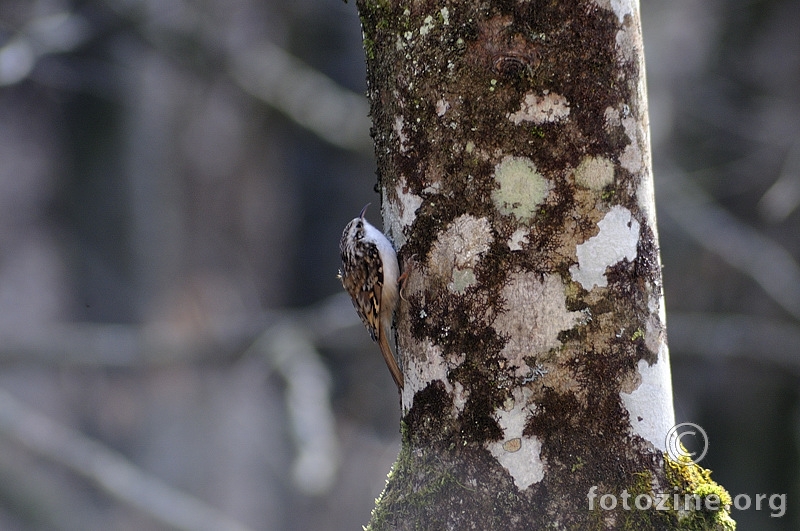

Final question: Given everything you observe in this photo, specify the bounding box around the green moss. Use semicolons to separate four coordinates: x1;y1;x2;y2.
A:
365;421;474;531
358;1;391;62
363;36;376;60
620;471;659;530
365;423;411;530
585;470;667;531
664;454;736;531
585;462;735;531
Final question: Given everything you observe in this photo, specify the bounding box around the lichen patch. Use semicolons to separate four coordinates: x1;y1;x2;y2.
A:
495;272;584;377
384;178;423;247
615;25;636;64
393;115;408;152
507;91;570;125
604;105;622;129
620;353;675;451
569;206;640;290
451;380;468;416
593;0;636;23
574;155;615;191
428;214;493;293
435;98;449;117
491;156;552;223
401;339;461;412
619;115;644;175
418;14;435;37
487;387;545;490
644;306;666;358
508;227;529;251
637;168;658;233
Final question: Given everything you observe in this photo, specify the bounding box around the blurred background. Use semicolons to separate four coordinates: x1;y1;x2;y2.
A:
0;0;796;529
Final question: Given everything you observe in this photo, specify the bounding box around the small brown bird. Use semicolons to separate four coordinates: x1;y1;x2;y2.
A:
338;204;404;390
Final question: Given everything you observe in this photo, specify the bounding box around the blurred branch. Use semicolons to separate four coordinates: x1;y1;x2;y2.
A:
0;444;110;530
0;11;91;86
658;170;800;321
228;42;372;153
758;139;800;223
0;296;357;497
0;321;262;366
243;318;341;496
5;2;372;151
102;0;372;152
0;293;361;366
668;312;800;370
0;387;255;531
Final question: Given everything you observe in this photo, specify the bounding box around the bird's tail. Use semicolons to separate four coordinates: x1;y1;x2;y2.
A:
378;332;404;390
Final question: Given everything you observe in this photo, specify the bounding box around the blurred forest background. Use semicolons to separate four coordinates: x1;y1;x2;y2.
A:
0;0;797;529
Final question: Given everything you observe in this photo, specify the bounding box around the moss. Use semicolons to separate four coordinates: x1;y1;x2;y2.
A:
664;454;736;531
363;35;376;60
584;464;734;531
620;471;661;530
365;411;514;531
365;434;466;531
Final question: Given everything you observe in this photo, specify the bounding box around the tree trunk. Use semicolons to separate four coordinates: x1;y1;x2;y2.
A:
357;0;734;529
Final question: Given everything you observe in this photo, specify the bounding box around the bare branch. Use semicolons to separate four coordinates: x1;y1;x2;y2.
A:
0;387;255;531
0;297;349;497
243;319;341;495
0;294;362;366
659;170;800;321
101;0;372;152
228;42;372;152
758;140;800;223
0;12;91;86
668;312;800;370
0;321;261;366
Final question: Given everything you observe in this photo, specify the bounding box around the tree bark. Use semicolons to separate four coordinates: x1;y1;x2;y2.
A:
357;0;734;529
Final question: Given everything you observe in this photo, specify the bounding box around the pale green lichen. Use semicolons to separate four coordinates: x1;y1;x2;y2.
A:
419;15;435;36
451;269;477;293
429;214;493;294
574;155;615;190
491;156;552;223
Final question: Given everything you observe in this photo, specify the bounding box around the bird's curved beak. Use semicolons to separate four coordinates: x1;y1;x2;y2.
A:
359;203;370;219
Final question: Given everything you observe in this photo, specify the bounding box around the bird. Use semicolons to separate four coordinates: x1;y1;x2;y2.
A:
338;204;404;390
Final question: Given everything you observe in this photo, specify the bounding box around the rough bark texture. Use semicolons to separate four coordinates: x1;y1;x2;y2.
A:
357;0;734;529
